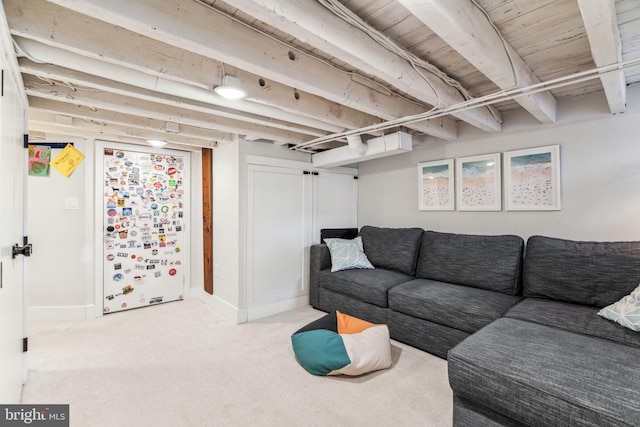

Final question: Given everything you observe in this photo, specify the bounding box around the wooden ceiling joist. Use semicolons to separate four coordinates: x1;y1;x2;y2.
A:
43;0;457;140
398;0;557;124
22;74;313;145
225;0;498;134
29;98;234;144
4;0;392;137
18;55;328;139
577;0;627;114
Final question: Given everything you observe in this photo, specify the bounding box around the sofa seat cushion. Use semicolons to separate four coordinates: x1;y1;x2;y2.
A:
506;298;640;349
359;226;424;275
416;231;524;295
524;235;640;307
318;268;414;307
448;318;640;427
388;279;521;334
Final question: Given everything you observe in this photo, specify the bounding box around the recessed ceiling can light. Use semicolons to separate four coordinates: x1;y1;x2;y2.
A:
147;139;167;147
214;75;247;100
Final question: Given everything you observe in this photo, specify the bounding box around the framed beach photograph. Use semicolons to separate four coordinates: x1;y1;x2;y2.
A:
418;159;454;211
456;153;501;211
504;145;561;211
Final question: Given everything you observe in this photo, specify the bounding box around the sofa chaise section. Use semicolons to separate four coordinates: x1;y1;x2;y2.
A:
448;235;640;426
449;317;640;426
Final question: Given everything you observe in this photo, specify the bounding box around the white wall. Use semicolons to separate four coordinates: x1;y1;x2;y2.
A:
204;139;242;321
358;85;640;242
203;139;312;322
27;139;94;320
27;140;203;320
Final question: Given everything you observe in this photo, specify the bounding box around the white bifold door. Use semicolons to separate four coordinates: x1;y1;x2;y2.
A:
246;163;357;320
100;144;190;314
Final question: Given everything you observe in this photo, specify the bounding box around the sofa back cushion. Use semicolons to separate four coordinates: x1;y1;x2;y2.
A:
416;231;524;295
359;226;424;275
524;235;640;308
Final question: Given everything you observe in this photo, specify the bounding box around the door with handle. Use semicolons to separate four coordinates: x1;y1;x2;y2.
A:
0;49;27;402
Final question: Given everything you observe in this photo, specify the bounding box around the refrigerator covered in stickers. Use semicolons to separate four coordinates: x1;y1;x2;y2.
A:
103;148;185;313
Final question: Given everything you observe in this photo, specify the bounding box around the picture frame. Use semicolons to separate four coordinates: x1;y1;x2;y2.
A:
418;159;454;211
456;153;502;211
504;145;561;211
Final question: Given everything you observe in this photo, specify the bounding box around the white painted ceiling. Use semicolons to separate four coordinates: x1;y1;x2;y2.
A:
3;0;640;155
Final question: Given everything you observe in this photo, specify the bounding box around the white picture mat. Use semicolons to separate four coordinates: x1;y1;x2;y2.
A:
504;145;561;211
418;159;454;211
456;153;502;211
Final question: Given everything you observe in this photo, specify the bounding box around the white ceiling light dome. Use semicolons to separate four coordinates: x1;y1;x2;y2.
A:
214;75;247;100
147;139;167;147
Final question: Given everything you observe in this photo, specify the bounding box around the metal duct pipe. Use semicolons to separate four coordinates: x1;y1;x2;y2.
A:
313;131;411;168
347;134;367;156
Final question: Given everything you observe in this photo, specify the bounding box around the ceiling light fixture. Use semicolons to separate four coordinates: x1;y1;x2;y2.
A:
214;75;247;100
147;139;167;147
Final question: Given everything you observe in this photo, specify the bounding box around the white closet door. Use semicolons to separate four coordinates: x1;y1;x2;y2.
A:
313;171;358;243
247;165;312;306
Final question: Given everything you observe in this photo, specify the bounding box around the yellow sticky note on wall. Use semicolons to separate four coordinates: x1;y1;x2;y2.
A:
51;144;85;177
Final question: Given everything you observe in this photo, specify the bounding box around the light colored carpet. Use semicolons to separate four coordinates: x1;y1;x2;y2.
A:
21;299;452;427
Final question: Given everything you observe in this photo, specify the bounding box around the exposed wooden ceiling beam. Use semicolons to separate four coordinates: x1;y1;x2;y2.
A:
18;55;327;138
22;74;313;145
44;0;458;140
225;0;495;134
29;109;223;148
27;123;206;151
398;0;556;124
577;0;626;114
4;0;389;136
29;98;233;144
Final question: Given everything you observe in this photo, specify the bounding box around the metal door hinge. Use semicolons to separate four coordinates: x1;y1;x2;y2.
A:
23;337;28;352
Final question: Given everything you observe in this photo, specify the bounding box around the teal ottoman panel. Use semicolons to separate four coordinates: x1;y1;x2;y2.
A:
291;329;351;376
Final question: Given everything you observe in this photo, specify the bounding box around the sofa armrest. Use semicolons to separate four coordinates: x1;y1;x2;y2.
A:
309;244;331;308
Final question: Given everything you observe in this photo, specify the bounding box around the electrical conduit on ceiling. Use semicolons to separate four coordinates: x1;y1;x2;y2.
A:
295;56;640;152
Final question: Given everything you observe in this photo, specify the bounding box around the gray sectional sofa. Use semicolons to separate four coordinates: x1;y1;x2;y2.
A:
309;226;640;426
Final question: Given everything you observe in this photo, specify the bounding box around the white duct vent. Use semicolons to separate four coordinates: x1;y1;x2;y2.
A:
312;131;412;168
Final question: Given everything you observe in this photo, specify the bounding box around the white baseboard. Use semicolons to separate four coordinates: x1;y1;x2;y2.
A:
246;295;309;322
190;289;308;323
190;288;248;324
28;305;96;322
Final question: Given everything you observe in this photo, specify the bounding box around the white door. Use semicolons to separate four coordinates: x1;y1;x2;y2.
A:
313;171;358;243
246;164;313;310
246;164;357;319
0;55;27;401
100;144;189;314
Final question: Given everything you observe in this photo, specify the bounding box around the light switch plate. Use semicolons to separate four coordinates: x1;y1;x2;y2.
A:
65;197;79;210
